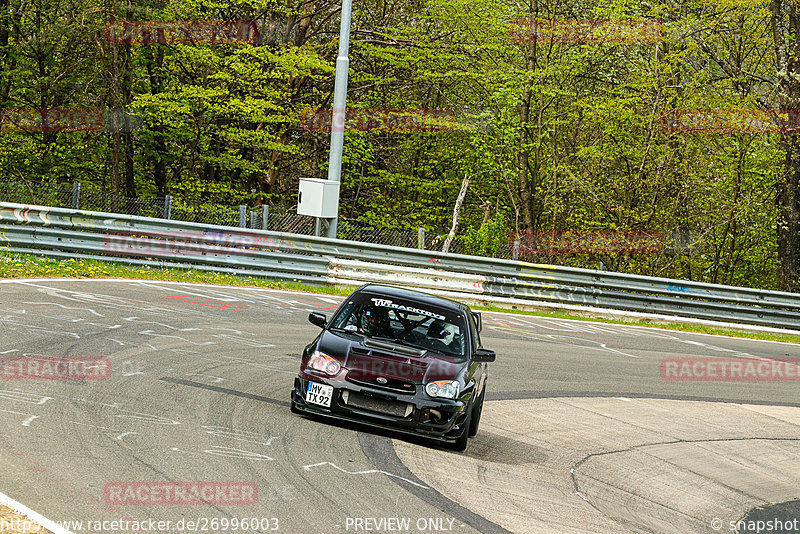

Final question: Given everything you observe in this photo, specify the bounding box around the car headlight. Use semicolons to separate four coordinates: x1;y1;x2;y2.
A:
306;351;342;376
425;380;460;399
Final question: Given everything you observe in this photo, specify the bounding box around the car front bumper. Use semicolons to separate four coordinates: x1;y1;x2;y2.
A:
291;375;470;443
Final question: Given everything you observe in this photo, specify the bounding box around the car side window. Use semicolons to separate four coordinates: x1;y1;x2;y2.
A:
468;313;480;353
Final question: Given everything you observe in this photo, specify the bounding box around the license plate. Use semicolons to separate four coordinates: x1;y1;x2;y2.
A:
306;382;333;407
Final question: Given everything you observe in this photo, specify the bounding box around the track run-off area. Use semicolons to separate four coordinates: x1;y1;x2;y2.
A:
0;279;799;534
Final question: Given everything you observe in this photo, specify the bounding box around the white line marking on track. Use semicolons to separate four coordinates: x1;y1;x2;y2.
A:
188;373;224;383
303;462;429;489
70;421;138;441
0;319;81;339
138;330;215;346
212;334;275;347
0;390;52;404
0;488;74;534
171;446;274;460
23;301;104;317
201;426;277;445
0;409;39;426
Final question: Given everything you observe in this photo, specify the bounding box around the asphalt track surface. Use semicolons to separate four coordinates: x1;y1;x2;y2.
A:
0;279;799;534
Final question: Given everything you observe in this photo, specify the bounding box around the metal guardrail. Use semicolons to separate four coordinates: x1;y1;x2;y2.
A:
2;201;800;330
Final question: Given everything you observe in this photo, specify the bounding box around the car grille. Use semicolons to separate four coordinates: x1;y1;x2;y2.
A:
346;376;417;394
341;391;413;418
346;347;424;394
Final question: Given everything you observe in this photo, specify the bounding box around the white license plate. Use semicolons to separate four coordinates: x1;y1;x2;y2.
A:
306;382;333;407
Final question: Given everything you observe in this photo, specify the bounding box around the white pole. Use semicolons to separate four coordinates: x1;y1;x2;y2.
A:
324;0;353;239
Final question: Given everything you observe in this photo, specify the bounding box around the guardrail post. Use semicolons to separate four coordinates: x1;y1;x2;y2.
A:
71;182;81;209
417;227;425;249
239;205;247;228
164;195;172;219
262;205;269;230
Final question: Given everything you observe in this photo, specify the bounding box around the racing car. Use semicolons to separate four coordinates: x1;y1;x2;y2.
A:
291;284;495;451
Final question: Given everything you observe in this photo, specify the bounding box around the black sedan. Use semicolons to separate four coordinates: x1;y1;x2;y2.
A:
290;284;495;451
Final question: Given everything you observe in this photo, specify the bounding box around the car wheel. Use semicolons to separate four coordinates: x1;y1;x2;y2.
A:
449;409;472;452
468;388;485;438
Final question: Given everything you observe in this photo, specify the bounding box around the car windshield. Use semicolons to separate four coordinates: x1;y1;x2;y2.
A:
330;292;467;357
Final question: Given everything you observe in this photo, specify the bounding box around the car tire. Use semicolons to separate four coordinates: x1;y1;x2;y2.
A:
449;409;472;452
468;388;485;438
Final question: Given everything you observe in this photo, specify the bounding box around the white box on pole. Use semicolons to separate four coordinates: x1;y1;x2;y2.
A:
297;178;340;218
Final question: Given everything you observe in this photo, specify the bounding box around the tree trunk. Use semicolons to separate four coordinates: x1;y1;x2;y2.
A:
121;42;135;199
517;44;536;231
0;0;12;107
145;46;168;196
772;0;800;291
776;135;800;290
108;29;121;207
442;175;469;253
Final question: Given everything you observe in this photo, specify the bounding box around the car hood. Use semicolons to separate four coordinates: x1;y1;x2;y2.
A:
317;330;466;383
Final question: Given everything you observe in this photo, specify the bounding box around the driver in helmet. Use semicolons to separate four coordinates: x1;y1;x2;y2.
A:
360;305;391;337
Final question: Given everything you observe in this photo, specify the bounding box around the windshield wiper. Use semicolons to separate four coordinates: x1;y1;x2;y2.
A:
372;337;457;357
372;336;414;346
329;327;365;338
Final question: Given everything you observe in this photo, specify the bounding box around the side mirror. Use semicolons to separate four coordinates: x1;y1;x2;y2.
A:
308;312;327;328
473;348;495;363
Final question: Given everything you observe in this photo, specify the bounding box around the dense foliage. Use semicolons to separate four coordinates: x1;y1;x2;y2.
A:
0;0;798;291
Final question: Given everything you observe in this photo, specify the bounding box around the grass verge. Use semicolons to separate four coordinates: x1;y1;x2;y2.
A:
2;251;798;344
